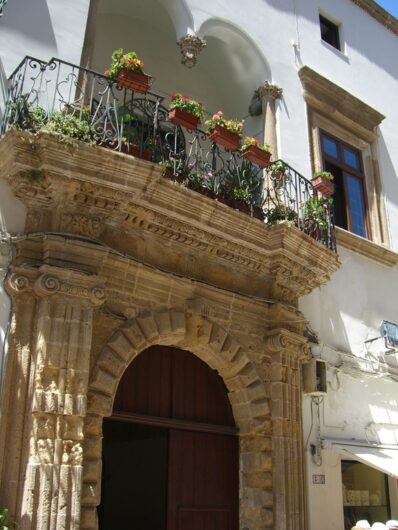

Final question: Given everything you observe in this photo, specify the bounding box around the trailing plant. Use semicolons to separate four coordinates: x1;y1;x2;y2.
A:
169;94;204;120
265;204;297;224
106;49;145;79
313;170;334;181
43;110;95;146
241;136;270;153
205;111;244;137
0;508;15;530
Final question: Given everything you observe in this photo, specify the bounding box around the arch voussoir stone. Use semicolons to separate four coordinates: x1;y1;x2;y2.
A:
83;308;273;530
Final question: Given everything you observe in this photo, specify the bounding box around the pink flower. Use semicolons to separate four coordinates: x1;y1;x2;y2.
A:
104;69;109;76
212;114;220;121
140;61;145;68
204;120;209;126
217;111;223;116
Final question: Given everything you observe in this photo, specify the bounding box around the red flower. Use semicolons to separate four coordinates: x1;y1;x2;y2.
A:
183;95;189;101
130;58;136;65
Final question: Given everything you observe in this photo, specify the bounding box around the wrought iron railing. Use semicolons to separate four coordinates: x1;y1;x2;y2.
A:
0;0;7;17
1;56;336;251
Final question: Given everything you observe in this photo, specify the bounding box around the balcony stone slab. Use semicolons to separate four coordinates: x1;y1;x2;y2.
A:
0;130;340;306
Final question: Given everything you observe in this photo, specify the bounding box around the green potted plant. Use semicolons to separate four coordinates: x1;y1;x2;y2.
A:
267;160;289;183
205;111;244;151
107;48;152;93
241;136;271;168
168;94;204;130
303;196;332;239
43;108;95;146
221;161;263;217
265;204;297;225
311;170;334;197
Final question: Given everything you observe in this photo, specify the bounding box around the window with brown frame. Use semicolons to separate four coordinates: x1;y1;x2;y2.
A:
320;131;370;239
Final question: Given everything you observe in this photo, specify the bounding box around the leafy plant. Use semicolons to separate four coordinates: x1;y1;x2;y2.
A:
313;170;334;181
0;508;15;529
43;110;95;146
241;136;270;153
9;96;48;132
185;172;203;191
268;160;289;175
303;197;332;231
221;161;262;205
169;94;204;120
265;204;297;224
106;49;145;79
205;111;244;137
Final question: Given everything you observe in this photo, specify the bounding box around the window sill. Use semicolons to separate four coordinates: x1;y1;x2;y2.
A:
320;39;349;62
335;227;398;267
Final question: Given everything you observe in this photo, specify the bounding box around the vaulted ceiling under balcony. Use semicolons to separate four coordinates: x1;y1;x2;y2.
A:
91;0;269;138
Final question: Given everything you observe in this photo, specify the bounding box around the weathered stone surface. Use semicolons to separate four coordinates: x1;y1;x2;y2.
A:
0;131;340;530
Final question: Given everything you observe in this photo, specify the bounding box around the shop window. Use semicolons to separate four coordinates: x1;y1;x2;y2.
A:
319;14;341;50
320;131;370;239
342;460;391;530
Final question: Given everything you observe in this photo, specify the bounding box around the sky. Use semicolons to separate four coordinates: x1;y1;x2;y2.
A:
373;0;398;18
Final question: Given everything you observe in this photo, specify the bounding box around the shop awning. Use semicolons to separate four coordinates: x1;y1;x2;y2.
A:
331;441;398;478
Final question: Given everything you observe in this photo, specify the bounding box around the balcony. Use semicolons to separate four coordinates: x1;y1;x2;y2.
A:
2;56;336;251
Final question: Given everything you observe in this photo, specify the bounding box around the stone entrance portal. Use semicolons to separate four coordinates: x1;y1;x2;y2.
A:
99;345;239;530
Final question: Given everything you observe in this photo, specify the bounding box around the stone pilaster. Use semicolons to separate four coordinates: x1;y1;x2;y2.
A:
264;329;309;530
0;266;105;530
257;81;283;161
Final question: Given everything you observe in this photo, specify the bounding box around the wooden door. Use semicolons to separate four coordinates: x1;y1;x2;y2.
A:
100;346;239;530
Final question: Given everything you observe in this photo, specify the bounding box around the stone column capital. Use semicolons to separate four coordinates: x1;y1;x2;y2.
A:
257;81;283;101
177;34;206;68
6;265;106;306
264;328;309;361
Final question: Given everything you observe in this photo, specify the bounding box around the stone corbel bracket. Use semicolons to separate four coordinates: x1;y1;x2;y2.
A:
177;34;206;67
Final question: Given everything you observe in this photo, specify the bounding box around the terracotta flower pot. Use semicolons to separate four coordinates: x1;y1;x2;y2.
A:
311;176;334;197
168;108;200;130
242;146;271;168
209;125;241;151
117;69;152;93
129;145;152;160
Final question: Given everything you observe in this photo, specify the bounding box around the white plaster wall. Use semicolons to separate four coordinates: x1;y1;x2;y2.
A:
303;370;398;530
0;0;91;76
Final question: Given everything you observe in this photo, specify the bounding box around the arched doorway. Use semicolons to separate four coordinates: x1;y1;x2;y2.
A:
98;345;239;530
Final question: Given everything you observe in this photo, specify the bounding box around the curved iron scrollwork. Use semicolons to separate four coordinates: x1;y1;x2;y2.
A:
0;0;7;17
1;55;335;250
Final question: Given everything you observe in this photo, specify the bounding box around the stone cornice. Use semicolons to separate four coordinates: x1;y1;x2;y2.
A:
351;0;398;36
336;227;398;267
0;130;340;302
299;66;385;139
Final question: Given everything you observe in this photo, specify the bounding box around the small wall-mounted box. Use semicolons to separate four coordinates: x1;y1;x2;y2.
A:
303;359;327;395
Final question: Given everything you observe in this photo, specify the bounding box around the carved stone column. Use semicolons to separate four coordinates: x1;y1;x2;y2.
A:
257;81;283;161
0;265;105;530
264;329;309;530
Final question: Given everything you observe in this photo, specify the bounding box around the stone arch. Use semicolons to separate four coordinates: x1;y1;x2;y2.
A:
81;308;272;530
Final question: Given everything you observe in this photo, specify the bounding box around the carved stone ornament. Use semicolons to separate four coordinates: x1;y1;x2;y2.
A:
177;34;206;68
34;274;105;305
257;81;284;101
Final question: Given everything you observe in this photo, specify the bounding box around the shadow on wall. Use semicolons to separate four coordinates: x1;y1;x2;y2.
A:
2;0;57;68
377;132;398;232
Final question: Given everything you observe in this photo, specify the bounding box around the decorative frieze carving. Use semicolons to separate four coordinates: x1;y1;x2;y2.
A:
60;214;103;238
